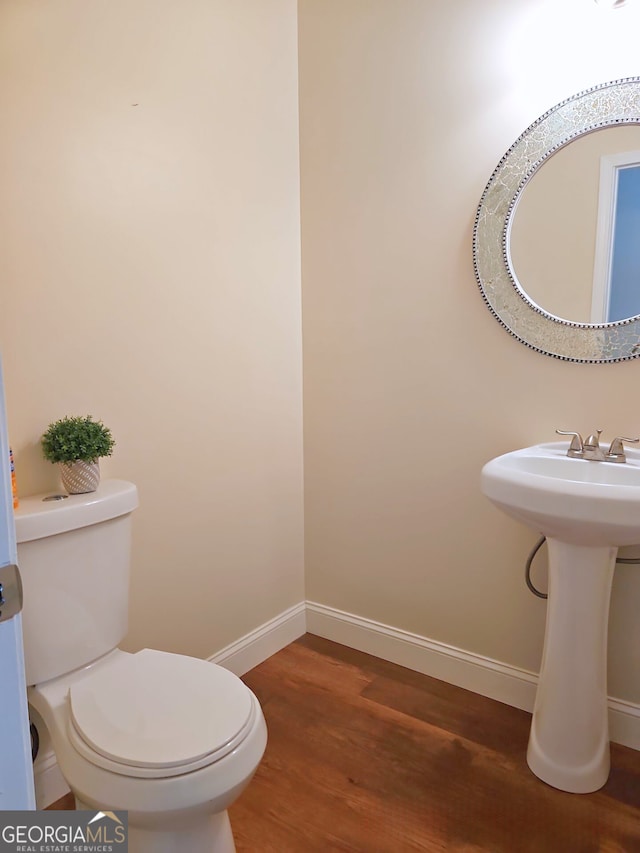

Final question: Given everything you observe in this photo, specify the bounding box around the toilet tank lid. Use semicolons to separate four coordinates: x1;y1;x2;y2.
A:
14;480;139;543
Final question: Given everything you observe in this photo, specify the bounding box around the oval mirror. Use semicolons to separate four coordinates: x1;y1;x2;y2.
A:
473;77;640;362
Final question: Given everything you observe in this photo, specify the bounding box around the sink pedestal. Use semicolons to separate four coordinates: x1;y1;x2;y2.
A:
527;539;617;793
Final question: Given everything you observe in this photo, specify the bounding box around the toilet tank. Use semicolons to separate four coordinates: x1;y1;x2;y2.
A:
14;480;138;686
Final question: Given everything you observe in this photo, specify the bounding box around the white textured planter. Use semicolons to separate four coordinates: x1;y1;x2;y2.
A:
59;461;100;494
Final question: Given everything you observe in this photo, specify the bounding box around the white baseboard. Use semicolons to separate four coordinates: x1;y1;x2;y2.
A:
208;601;307;675
608;697;640;751
31;705;70;809
33;750;70;810
305;600;640;751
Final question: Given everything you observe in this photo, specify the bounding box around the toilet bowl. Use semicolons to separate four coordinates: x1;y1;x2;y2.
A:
15;481;267;853
28;649;267;853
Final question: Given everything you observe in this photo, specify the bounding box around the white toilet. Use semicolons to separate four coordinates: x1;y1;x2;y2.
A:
15;479;267;853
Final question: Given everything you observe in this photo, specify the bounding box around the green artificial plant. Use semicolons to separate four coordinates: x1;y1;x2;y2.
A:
41;415;115;465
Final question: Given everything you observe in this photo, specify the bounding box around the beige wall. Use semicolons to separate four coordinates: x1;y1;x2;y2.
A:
299;0;640;703
0;0;305;657
3;0;640;709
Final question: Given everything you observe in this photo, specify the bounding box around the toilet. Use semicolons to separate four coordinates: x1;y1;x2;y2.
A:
15;480;267;853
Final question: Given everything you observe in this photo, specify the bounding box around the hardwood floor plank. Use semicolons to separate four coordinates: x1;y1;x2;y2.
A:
361;672;532;758
47;792;74;810
46;634;640;852
235;637;640;852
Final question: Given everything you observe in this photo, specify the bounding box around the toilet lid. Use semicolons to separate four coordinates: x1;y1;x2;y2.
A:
69;649;254;772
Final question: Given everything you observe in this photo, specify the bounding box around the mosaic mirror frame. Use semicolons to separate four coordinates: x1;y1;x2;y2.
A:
473;77;640;363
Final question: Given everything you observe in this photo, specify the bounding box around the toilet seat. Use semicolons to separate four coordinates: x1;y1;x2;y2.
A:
67;649;256;779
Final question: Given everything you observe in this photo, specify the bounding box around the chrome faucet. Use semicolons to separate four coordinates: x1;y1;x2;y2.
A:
583;430;605;461
556;429;640;463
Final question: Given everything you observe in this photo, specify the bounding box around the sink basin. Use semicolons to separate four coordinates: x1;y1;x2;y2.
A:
481;440;640;794
482;441;640;546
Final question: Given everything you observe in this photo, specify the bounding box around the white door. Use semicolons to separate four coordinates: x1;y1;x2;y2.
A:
0;358;35;809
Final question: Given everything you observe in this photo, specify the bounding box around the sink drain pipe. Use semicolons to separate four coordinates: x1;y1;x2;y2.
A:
525;536;640;600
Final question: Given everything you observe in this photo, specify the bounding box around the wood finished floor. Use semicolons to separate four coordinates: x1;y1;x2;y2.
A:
50;634;640;852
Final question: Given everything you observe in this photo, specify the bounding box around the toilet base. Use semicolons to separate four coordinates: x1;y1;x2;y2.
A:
76;798;236;853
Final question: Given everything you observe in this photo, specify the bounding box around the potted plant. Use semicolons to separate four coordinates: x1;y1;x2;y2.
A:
41;415;115;494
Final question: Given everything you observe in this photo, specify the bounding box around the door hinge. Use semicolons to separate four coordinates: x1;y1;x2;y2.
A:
0;563;23;623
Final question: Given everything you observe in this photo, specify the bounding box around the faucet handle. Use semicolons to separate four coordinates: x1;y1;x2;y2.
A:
605;436;640;463
556;429;584;458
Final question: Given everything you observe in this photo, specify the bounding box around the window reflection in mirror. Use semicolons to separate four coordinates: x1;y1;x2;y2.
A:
508;126;640;325
606;160;640;322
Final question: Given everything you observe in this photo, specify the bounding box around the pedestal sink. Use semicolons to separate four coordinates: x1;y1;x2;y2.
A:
481;441;640;793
